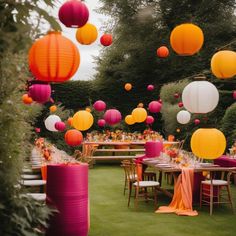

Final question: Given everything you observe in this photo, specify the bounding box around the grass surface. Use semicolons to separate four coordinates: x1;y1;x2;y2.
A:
88;165;236;236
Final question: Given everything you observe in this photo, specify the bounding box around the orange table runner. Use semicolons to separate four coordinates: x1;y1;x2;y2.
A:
155;168;198;216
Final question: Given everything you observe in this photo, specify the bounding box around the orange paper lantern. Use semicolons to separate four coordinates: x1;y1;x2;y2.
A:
22;94;33;105
65;129;83;146
50;105;57;113
29;32;80;82
156;46;169;58
124;83;132;91
76;23;98;45
170;23;204;56
67;117;73;126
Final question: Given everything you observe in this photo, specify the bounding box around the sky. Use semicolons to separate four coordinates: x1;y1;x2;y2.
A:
55;0;110;81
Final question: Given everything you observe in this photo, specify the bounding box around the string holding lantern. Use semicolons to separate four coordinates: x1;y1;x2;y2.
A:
176;110;191;124
22;94;33;105
182;81;219;113
58;0;89;28
148;101;162;113
211;50;236;79
72;110;94;131
65;129;83;146
124;83;132;91
156;46;169;58
104;109;122;125
93;100;106;112
170;23;204;56
191;128;226;159
100;34;113;46
76;23;98;45
29;32;80;82
125;115;135;125
131;108;147;123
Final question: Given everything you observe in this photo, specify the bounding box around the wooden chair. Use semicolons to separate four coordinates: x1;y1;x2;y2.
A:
200;170;235;215
124;162;160;209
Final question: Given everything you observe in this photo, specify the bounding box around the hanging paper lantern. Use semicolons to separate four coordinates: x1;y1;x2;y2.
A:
176;110;191;124
137;103;144;108
191;128;226;159
147;85;154;91
85;107;91;113
156;46;169;58
211;50;236;79
146;115;154;124
233;91;236;100
65;129;83;146
76;23;98;45
29;32;80;82
22;94;33;105
58;0;89;28
44;115;61;132
100;34;113;46
158;99;162;104
194;119;200;125
49;105;57;113
132;108;147;123
124;83;132;91
67;117;73;126
176;128;181;133
148;101;162;113
35;127;41;133
182;81;219;114
93;100;106;111
104;109;122;125
72;110;94;131
170;23;204;56
125;115;135;125
97;119;106;127
55;121;66;131
178;102;183;108
174;93;180;98
28;84;51;104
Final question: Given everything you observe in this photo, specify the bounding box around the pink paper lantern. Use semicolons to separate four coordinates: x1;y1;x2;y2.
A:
174;93;180;98
146;115;154;124
233;91;236;100
178;102;183;108
158;99;162;103
35;127;41;133
28;84;51;104
97;119;106;127
93;100;106;111
147;84;154;91
148;101;162;113
55;121;66;131
59;0;89;28
104;109;122;125
194;119;201;125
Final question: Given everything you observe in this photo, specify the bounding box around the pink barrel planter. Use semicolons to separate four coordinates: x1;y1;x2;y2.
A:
46;164;89;236
145;141;163;158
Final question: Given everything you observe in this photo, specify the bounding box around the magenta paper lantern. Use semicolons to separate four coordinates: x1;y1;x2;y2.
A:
158;99;162;103
93;100;106;111
148;101;162;113
194;119;201;125
97;119;106;127
178;102;183;108
174;93;180;98
146;116;154;124
35;127;41;133
104;109;122;125
147;84;154;91
28;84;51;103
233;91;236;100
59;0;89;28
55;121;66;131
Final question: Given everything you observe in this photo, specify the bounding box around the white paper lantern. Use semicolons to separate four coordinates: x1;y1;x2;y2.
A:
182;81;219;113
44;115;61;132
177;110;191;124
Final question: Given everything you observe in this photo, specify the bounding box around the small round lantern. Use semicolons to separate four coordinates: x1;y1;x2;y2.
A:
45;115;61;132
211;50;236;79
176;110;191;124
50;105;57;113
125;115;135;125
93;100;106;112
86;107;91;113
55;121;66;131
76;23;98;45
147;85;154;91
28;84;51;104
156;46;169;58
29;32;80;82
104;109;122;125
174;93;180;98
182;81;219;113
148;101;162;113
233;91;236;100
67;117;73;126
178;102;183;108
170;23;204;56
97;119;106;127
72;110;94;131
132;108;147;123
100;34;113;46
65;129;83;146
22;94;33;105
146;115;154;124
137;103;144;108
194;119;200;125
58;0;89;28
191;128;226;159
124;83;132;91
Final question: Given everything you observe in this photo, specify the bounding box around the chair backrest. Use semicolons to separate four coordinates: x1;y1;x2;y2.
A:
121;161;137;182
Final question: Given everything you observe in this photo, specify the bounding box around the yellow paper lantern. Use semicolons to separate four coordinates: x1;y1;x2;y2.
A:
137;103;144;108
125;115;135;125
211;50;236;79
76;23;98;45
85;107;91;113
131;108;147;123
49;105;57;113
191;128;226;159
72;110;94;131
170;23;204;56
124;83;132;91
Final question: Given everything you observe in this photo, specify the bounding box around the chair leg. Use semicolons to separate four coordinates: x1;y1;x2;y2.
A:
200;183;202;208
124;177;127;195
154;187;158;210
226;184;235;213
210;184;213;216
135;186;139;209
127;182;132;207
158;171;162;187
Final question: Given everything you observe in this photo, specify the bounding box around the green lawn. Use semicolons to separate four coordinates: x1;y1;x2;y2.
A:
89;165;236;236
